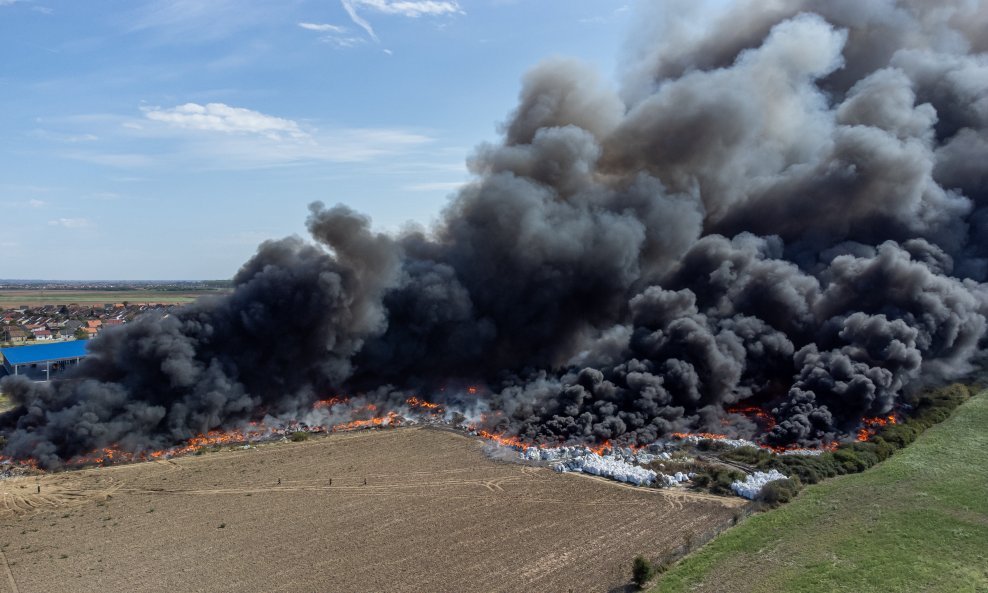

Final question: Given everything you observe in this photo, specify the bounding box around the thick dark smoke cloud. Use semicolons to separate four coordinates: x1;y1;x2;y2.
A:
3;0;988;465
1;205;400;467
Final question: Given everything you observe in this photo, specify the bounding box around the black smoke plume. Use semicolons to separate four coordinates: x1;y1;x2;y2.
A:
3;0;988;466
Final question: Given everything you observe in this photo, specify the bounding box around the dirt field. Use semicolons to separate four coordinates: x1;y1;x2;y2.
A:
0;428;743;593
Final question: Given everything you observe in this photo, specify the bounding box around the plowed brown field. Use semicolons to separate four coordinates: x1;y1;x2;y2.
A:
0;428;742;593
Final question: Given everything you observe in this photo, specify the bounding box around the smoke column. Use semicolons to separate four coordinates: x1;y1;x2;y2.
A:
3;0;988;466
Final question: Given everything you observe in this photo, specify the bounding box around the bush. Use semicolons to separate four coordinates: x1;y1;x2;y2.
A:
693;467;745;496
289;431;310;442
758;478;801;506
721;446;773;466
646;459;699;476
632;555;655;589
767;454;838;485
832;448;871;474
875;423;919;449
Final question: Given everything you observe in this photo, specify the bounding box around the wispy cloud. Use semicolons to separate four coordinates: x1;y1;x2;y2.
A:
48;217;93;229
0;198;49;209
341;0;462;43
142;103;307;140
403;181;466;192
31;129;99;143
129;0;276;42
353;0;462;17
63;152;155;168
45;103;435;170
579;4;631;25
37;103;435;169
297;21;365;48
341;0;379;42
298;22;347;34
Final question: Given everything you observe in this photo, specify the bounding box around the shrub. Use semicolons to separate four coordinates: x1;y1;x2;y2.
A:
290;431;310;442
875;423;919;449
832;449;870;474
767;455;837;485
721;446;773;466
758;478;800;506
646;459;699;476
693;467;745;495
632;555;655;589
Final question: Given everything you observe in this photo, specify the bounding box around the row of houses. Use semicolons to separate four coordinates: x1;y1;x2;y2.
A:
2;303;173;346
1;320;117;344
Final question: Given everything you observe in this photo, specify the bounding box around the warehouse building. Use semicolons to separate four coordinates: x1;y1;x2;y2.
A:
0;341;89;382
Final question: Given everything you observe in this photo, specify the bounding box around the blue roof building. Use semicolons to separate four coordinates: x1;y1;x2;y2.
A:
1;340;90;381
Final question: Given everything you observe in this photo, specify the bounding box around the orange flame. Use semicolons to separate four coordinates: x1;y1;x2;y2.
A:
331;411;399;432
764;440;839;454
856;414;897;442
405;396;443;411
726;405;778;430
671;431;729;440
313;395;349;409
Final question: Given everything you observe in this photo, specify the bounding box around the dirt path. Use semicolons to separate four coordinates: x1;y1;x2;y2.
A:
0;548;18;593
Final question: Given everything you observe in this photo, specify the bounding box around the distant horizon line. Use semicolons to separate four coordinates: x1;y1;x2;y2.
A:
0;279;231;284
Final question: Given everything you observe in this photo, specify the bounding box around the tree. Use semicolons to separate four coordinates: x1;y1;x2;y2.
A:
632;555;655;589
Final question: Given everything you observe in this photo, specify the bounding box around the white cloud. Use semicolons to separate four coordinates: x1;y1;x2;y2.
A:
298;22;347;33
31;129;99;143
48;218;93;229
341;0;462;42
298;21;365;48
43;104;434;169
403;181;466;192
142;102;307;140
64;152;155;168
341;0;379;41
0;198;49;209
0;0;21;6
324;35;367;48
352;0;461;17
129;0;276;42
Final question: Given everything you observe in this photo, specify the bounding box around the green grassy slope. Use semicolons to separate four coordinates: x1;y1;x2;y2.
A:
654;393;988;593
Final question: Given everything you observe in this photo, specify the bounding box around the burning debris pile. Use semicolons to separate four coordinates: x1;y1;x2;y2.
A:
3;0;988;469
519;444;691;487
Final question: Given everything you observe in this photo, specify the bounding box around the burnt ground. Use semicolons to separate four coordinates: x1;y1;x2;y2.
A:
0;427;743;593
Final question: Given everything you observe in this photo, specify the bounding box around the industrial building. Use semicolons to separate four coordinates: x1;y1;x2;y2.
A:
0;341;89;381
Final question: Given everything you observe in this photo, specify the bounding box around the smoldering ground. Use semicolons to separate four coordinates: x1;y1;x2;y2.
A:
3;0;988;466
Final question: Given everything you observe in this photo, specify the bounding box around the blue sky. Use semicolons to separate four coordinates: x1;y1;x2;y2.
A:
0;0;633;279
